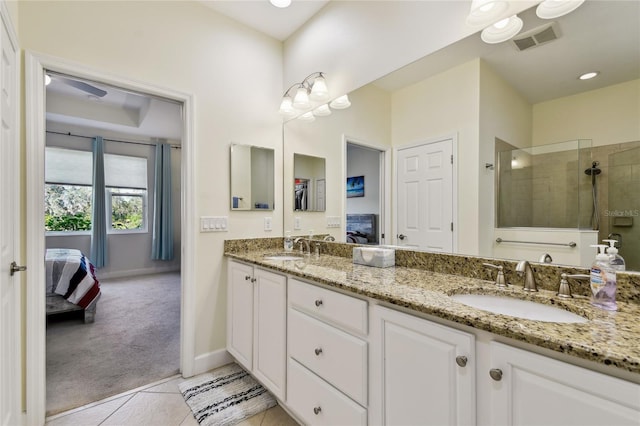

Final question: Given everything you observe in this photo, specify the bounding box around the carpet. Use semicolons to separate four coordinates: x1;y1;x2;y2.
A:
179;363;277;426
46;272;181;416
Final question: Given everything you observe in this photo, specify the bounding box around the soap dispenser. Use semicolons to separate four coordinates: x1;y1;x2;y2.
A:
603;239;625;272
589;244;617;311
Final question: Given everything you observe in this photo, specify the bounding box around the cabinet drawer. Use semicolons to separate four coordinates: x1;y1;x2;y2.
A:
289;308;367;405
287;358;367;426
288;278;367;335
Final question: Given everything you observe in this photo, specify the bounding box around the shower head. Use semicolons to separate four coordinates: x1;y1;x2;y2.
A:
585;161;601;175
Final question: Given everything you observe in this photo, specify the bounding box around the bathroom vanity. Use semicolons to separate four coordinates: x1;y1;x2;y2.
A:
225;239;640;425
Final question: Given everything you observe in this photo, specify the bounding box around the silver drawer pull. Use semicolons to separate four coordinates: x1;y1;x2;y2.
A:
314;299;323;307
314;348;323;356
455;355;468;367
313;406;322;415
489;368;503;381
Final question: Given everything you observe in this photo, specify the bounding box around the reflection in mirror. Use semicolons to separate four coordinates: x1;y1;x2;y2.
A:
230;143;274;211
283;1;639;271
293;153;326;212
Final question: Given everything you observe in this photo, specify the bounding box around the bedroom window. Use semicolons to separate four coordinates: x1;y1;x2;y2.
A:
45;147;148;234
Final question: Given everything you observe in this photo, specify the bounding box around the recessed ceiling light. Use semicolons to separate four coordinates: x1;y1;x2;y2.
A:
579;71;599;80
270;0;291;8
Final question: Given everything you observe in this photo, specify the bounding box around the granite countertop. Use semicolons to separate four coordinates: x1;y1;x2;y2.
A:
226;248;640;376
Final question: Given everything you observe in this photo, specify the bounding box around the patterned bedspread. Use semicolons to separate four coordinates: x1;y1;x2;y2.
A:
45;248;101;309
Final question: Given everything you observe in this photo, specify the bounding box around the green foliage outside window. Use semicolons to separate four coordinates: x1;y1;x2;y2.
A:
45;184;92;231
111;193;144;230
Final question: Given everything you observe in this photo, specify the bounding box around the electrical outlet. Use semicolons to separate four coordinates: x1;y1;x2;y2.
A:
294;217;301;230
264;217;272;231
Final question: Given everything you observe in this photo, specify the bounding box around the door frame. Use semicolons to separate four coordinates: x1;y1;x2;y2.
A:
394;133;458;252
342;135;391;245
24;51;197;425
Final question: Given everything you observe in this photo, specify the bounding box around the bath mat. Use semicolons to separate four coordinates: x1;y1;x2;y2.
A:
179;363;277;426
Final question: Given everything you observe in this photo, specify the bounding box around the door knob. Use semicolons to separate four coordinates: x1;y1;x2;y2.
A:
10;261;27;276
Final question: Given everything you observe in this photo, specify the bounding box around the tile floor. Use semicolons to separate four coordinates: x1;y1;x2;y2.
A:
45;372;300;426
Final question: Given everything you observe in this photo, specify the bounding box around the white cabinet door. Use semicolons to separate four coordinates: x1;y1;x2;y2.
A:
370;305;475;426
227;260;255;371
253;268;287;401
489;341;640;426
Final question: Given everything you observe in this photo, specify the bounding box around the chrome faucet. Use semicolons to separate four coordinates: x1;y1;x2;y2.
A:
516;260;538;292
539;253;553;263
294;237;310;255
323;235;335;242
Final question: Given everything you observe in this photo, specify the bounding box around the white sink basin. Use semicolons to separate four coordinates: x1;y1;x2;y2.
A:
263;254;304;261
450;294;588;323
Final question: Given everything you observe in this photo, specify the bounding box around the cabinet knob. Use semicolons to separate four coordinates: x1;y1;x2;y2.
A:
251;278;256;283
314;299;323;307
314;348;323;356
245;275;251;280
313;406;322;415
455;355;468;367
489;368;503;381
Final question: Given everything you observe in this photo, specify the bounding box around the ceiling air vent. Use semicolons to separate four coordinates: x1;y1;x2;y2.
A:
512;22;560;51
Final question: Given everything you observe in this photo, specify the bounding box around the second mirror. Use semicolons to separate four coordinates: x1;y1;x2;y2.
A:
294;153;326;212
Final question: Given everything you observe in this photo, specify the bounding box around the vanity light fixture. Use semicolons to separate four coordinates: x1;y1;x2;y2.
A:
298;111;316;122
313;104;332;116
481;15;523;44
329;94;351;109
466;0;509;27
279;71;330;117
579;71;599;80
269;0;292;8
536;0;585;19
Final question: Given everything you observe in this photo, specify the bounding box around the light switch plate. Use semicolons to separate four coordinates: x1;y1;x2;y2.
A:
327;216;341;228
294;217;301;230
264;217;272;231
200;216;228;232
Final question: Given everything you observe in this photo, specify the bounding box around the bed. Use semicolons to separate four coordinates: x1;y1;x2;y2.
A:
346;214;378;244
45;248;101;323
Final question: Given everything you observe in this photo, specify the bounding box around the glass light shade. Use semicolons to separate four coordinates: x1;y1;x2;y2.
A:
579;71;599;80
313;104;332;117
329;94;351;110
536;0;585;19
279;96;296;117
309;75;329;102
45;74;52;86
298;111;315;122
293;86;310;109
466;0;509;27
269;0;291;8
481;15;523;44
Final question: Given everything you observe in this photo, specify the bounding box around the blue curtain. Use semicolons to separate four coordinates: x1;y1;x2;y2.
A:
90;136;108;267
152;142;174;260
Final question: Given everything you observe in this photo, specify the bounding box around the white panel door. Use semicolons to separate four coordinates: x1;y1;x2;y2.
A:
397;138;453;251
0;11;20;426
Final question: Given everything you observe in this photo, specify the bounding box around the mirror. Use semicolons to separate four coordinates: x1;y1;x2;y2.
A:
283;1;640;271
293;153;326;212
230;143;274;211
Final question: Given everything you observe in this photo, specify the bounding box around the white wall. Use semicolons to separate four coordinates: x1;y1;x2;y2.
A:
391;59;480;255
283;1;538;100
346;144;380;215
19;0;283;362
284;83;391;239
532;79;640;147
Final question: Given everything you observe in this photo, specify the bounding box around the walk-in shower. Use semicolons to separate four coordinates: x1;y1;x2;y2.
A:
585;160;601;230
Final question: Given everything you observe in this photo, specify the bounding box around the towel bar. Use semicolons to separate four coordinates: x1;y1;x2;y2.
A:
495;238;576;248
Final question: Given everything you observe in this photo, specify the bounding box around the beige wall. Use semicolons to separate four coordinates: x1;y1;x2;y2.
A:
18;0;283;362
532;79;640;147
391;59;480;255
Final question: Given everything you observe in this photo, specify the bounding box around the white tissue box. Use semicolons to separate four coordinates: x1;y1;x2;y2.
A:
352;247;395;268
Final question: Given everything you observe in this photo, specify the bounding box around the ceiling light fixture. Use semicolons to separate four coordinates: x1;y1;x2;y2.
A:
269;0;292;8
579;71;599;80
280;72;333;117
466;0;509;27
536;0;585;19
481;15;523;44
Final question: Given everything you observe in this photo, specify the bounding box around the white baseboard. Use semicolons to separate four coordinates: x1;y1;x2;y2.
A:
191;349;234;376
98;265;180;280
